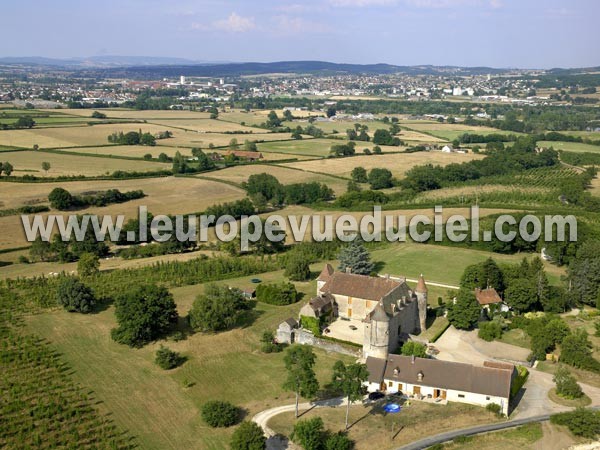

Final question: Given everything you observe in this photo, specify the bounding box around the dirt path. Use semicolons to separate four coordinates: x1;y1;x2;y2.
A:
532;422;576;450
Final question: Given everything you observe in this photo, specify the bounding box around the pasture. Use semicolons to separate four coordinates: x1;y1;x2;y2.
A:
370;242;565;286
23;270;351;450
538;140;600;153
281;151;484;179
403;122;520;141
1;150;170;176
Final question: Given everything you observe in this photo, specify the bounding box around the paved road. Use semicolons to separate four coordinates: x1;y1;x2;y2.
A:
405;278;459;290
252;397;346;450
395;414;552;450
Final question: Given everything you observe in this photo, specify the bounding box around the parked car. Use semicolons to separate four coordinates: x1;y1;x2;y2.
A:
368;391;385;401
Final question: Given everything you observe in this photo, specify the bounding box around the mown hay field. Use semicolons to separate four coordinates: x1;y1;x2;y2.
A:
161;131;308;149
281;151;484;179
3;150;170;176
258;138;401;157
55;144;191;159
404;122;521;141
148;118;267;134
200;164;348;193
0;123;180;148
0;177;246;250
41;108;212;120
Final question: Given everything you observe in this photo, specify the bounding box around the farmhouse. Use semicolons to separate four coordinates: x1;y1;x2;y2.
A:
301;265;428;359
365;355;514;415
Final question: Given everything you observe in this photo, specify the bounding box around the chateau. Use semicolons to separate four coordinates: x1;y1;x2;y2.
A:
299;264;428;359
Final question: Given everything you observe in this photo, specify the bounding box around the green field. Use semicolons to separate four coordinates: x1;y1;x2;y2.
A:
370;243;565;286
539;140;600;153
257;138;336;157
24;270;351;450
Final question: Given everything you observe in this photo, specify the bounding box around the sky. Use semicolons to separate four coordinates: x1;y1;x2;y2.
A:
1;0;598;69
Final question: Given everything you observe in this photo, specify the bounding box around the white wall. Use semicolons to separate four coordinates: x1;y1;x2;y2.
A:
381;379;509;415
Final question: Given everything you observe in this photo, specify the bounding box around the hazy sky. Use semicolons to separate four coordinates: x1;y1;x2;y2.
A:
1;0;598;68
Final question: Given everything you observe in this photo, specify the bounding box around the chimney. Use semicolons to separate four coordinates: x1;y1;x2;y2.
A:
345;267;352;274
411;355;415;364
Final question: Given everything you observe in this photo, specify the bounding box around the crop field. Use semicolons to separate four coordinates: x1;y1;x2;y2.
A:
199;164;349;193
404;122;520;141
0;115;104;126
23;271;351;450
221;109;322;127
281;151;483;179
148;118;266;134
414;184;553;202
0;150;170;177
0;123;180;148
56;144;191;159
0;177;246;250
42;108;212;120
258;138;343;157
538;140;600;153
160;131;307;149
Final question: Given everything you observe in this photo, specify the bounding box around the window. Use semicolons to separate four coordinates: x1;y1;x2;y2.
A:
458;394;465;398
486;396;490;400
348;297;352;305
388;381;393;388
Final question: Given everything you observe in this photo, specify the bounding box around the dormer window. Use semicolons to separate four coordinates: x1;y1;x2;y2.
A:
417;371;424;382
393;367;399;376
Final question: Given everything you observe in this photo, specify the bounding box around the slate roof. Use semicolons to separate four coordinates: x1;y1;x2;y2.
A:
366;355;387;384
306;293;334;312
367;355;512;399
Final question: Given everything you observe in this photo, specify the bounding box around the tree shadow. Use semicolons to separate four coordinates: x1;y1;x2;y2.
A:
373;260;386;273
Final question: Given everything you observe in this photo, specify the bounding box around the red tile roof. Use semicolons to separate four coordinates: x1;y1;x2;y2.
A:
474;288;502;305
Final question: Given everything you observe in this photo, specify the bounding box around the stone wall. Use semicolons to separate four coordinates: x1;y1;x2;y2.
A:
295;329;361;358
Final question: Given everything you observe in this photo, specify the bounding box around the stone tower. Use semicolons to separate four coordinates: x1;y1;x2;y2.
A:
363;301;391;359
415;274;428;333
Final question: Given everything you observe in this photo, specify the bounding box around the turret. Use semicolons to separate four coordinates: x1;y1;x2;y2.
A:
363;301;390;359
415;274;428;333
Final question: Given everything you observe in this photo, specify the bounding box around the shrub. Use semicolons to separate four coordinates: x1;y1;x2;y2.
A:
551;408;600;438
478;321;503;342
230;421;266;450
554;366;583;399
255;282;298;305
56;277;95;313
400;341;427;358
284;256;311;281
301;316;322;336
154;345;184;370
324;431;354;450
291;417;325;450
201;400;240;428
188;284;247;332
485;403;502;416
260;330;282;353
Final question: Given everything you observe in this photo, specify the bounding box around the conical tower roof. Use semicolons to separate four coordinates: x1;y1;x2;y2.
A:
369;301;390;322
416;274;428;293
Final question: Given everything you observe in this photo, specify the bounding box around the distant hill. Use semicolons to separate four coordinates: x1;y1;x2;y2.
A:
0;56;596;78
80;61;515;79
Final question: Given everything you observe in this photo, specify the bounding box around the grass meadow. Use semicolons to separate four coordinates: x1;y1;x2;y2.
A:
23;269;352;450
